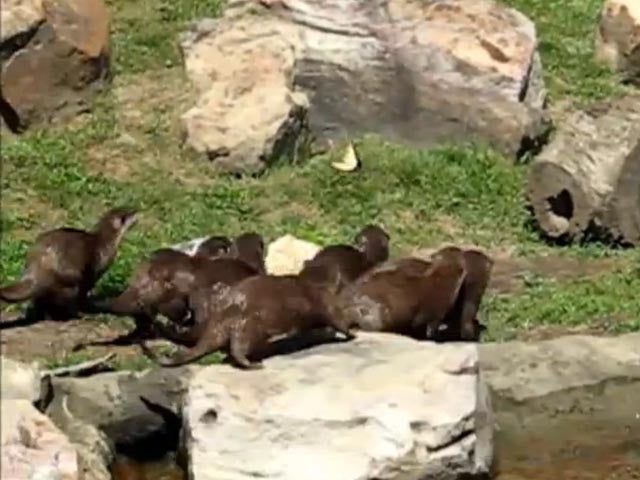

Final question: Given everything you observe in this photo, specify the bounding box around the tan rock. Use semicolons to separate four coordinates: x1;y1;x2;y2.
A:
0;0;110;131
264;234;322;275
1;356;43;403
179;0;546;173
1;399;79;480
596;0;640;82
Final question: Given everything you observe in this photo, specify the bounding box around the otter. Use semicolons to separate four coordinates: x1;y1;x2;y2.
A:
140;266;353;369
330;246;493;342
228;232;266;274
437;246;493;341
193;235;232;258
73;233;264;350
299;224;389;288
0;207;138;323
329;247;467;340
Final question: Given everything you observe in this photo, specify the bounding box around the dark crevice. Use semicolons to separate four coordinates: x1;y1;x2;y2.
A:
0;92;25;134
0;19;45;62
546;189;574;221
515;117;553;162
102;396;183;463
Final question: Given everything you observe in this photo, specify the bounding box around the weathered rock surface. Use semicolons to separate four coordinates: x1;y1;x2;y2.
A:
264;234;322;275
179;0;546;173
596;0;640;83
1;356;43;403
526;94;640;245
1;399;79;480
0;0;110;132
183;332;493;480
480;332;640;405
48;366;194;443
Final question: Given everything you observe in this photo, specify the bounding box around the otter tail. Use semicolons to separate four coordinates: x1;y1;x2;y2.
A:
0;277;36;303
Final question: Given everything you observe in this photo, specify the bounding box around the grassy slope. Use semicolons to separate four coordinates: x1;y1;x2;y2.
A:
1;0;638;367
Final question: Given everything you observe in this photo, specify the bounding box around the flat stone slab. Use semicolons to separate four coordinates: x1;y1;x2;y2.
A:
183;332;493;480
480;332;640;403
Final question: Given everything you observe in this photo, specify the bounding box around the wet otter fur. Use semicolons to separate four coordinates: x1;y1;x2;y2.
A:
330;246;492;342
437;246;493;341
329;247;465;340
74;233;265;350
0;207;138;323
299;224;389;288
140;266;352;369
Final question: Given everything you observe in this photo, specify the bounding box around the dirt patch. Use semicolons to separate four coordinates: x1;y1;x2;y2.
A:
0;316;147;369
489;254;624;294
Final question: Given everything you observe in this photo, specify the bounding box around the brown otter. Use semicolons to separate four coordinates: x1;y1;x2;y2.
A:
193;235;232;258
228;232;266;274
73;233;264;350
140;266;353;369
437;247;493;341
299;224;389;288
0;207;138;323
329;247;467;340
329;246;493;342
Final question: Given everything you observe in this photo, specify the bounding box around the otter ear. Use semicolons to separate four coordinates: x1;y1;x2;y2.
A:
112;216;123;230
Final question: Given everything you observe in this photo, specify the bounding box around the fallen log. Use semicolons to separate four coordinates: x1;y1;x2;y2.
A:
526;96;640;245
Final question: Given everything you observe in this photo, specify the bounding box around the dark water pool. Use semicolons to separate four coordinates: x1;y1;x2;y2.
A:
112;455;185;480
494;408;640;480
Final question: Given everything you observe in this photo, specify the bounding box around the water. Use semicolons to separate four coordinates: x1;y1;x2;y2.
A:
494;406;640;479
112;456;185;480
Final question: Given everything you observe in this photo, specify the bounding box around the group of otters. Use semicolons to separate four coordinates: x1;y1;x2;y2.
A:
0;207;493;370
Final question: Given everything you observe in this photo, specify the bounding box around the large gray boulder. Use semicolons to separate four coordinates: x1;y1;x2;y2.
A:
179;0;546;174
182;332;493;480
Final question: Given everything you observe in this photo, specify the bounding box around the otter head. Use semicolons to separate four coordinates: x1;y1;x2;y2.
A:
96;207;138;239
195;235;232;259
355;224;390;265
92;207;138;272
230;232;266;273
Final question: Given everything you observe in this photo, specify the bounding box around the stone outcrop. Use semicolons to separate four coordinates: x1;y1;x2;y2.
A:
179;0;546;174
526;94;640;245
1;399;79;480
182;332;494;480
596;0;640;83
0;0;110;132
480;332;640;409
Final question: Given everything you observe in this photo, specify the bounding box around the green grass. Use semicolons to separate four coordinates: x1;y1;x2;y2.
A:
485;266;640;341
1;0;639;368
502;0;626;103
106;0;225;74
